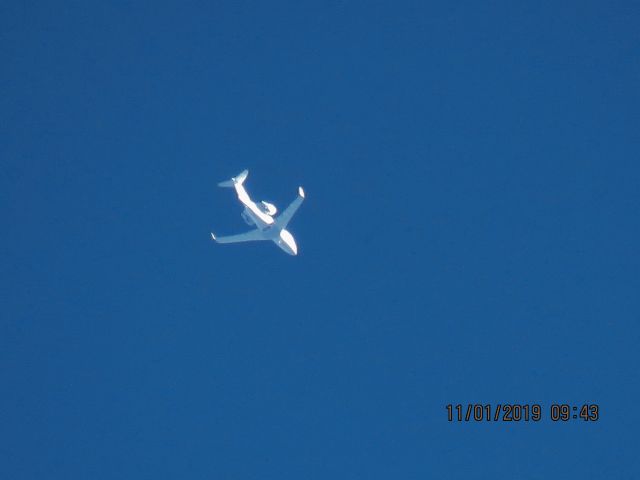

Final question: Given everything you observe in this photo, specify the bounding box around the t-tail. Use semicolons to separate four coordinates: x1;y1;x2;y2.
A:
218;169;248;188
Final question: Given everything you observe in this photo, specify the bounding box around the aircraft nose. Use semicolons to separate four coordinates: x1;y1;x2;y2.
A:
278;229;298;255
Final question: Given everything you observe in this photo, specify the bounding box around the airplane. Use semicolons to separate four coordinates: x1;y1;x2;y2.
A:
210;169;305;255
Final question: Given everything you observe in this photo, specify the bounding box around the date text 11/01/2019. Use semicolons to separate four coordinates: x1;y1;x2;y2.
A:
446;404;599;422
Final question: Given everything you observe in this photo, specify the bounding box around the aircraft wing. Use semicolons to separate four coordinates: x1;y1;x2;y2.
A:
210;230;266;244
276;187;305;229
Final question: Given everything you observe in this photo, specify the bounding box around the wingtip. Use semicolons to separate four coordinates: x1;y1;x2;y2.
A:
210;232;217;241
298;186;305;198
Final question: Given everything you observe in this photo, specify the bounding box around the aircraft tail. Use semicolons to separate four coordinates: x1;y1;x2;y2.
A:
218;169;249;188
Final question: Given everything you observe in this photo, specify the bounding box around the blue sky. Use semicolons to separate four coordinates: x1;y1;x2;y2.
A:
2;1;639;478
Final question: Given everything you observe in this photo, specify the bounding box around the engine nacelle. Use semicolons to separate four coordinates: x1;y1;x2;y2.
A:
257;201;278;216
241;210;254;225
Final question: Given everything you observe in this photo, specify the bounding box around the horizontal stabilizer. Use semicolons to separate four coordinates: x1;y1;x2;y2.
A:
218;169;249;188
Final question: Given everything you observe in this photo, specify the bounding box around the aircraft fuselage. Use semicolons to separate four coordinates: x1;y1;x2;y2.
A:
212;169;304;256
237;185;298;255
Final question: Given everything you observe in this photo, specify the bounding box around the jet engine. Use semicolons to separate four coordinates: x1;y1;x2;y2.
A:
257;201;278;216
241;210;254;225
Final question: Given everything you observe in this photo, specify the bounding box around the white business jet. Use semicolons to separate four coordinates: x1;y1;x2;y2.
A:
210;170;305;255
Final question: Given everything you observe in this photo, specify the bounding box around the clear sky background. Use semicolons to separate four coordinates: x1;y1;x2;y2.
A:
2;1;639;478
